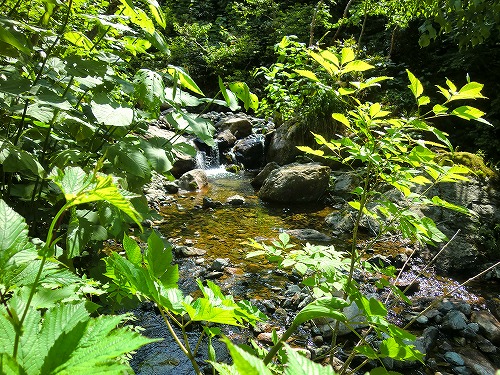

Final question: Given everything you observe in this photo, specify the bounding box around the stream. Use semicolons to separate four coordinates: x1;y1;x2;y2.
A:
131;168;500;375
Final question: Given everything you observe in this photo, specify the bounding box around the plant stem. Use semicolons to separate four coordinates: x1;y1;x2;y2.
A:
263;323;297;365
159;308;202;375
13;201;69;358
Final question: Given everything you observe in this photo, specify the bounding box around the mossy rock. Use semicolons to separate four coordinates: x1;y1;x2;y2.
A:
435;151;496;179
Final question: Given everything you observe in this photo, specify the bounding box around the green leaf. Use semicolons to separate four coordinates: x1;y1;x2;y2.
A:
369;367;403;375
229;82;259;111
0;353;27;375
406;70;423;99
123;234;143;265
0;139;44;176
219;77;239;111
340;47;355;65
144;0;166;28
342;60;373;73
417;96;430;106
133;69;165;116
91;100;134;127
145;231;178;287
64;31;93;49
284;344;335;375
0;23;31;54
222;338;273;375
379;337;423;361
294;69;319;81
332;113;350;127
141;138;173;173
167;65;204;95
451;106;487;122
292;297;348;328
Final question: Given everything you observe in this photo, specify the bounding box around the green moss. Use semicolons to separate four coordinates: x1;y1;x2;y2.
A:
435;151;496;178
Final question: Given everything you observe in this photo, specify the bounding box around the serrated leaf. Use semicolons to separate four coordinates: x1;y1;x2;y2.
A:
284;344;335;375
222;338;273;375
451;106;485;121
340;47;355;65
133;69;165;116
123;234;143;265
0;353;27;375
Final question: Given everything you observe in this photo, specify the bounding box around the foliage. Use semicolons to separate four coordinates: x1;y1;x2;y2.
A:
332;0;500;49
104;231;266;374
0;168;155;373
242;47;491;374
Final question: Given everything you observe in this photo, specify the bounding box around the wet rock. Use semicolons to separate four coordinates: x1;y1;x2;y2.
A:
171;153;196;178
266;119;304;165
457;348;498;375
164;181;179;194
256;332;274;344
286;228;332;243
312;335;324;346
444;351;465;366
210;258;230;272
178;169;208;191
258;163;331;203
220;117;253;139
475;335;497;354
251;162;280;189
471;310;500;344
202;197;222;209
216;129;237;150
415;326;439;354
441;310;468;331
367;254;392;268
176;246;207;257
226;195;245;206
233;134;265;169
262;300;276;313
325;211;354;234
204;271;224;279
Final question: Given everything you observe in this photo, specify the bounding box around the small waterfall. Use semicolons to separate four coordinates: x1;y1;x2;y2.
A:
195;141;221;170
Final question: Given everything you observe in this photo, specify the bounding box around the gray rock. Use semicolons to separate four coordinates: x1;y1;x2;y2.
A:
458;348;498;375
251;162;280;189
216;129;237;150
210;258;230;272
177;169;208;191
202;197;222;209
258;163;331;203
220;117;253;139
286;228;332;243
164;181;179;194
414;326;438;354
176;246;207;257
325;211;354;234
444;351;465;366
233;135;265;169
441;310;468;331
204;271;224;279
171;153;196;178
226;195;245;206
471;310;500;344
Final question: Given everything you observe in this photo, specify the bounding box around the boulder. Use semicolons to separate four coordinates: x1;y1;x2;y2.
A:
471;310;500;344
286;228;332;243
251;162;280;189
216;129;237;151
233;135;265;169
177;169;208;191
258;163;330;203
219;117;253;139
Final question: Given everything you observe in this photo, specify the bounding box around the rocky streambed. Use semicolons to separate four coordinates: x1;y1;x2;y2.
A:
133;165;500;375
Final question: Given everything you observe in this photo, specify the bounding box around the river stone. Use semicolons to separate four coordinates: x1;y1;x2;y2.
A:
471;310;500;344
445;351;465;366
457;348;498;375
220;117;253;139
286;228;332;243
216;129;237;150
210;258;230;272
176;246;207;257
258;163;331;203
414;326;439;354
226;195;245;206
441;310;468;331
251;162;280;189
233;134;265;169
177;169;208;191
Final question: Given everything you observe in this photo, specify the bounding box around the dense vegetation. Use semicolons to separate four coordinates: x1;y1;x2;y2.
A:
1;0;499;374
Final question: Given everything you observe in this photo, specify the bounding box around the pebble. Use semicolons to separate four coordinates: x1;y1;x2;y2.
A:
204;271;224;279
441;310;468;331
210;258;230;272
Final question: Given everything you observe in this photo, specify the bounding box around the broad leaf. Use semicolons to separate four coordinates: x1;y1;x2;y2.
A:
91;100;134;127
292;297;348;328
133;69;165;117
406;70;423;99
167;65;204;95
229;82;259;111
219;77;239;111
